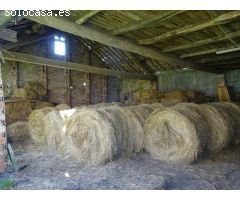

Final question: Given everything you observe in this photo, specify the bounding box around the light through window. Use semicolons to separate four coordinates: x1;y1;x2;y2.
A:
54;36;66;56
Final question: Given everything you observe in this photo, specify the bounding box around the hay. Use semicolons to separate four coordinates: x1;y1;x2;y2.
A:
5;102;33;125
25;81;46;97
34;102;54;110
144;103;210;164
62;105;143;166
199;104;230;154
44;108;80;147
28;107;55;144
210;102;240;145
160;97;188;103
6;121;30;145
186;90;206;103
13;88;27;99
128;104;154;126
55;104;70;111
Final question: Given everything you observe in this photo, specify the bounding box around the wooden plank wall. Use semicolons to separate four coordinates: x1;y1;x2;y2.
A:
2;35;108;106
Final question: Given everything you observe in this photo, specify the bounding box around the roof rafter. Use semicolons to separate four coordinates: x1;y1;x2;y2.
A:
112;10;185;35
25;15;191;67
75;10;100;25
138;11;240;45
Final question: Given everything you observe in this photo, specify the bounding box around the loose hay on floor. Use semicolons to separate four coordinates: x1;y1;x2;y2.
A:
6;121;30;145
144;103;210;164
28;107;55;144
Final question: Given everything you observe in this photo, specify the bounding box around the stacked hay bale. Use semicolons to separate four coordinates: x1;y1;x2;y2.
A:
6;121;30;145
133;89;163;104
34;102;54;110
161;90;188;103
13;81;47;100
5;102;33;125
61;105;143;166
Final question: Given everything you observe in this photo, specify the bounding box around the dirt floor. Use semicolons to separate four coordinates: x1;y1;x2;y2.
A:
2;142;240;190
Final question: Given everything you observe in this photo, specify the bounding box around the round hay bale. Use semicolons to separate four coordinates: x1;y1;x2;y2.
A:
55;104;70;111
210;102;240;145
44;108;80;147
6;121;30;145
160;97;188;103
199;104;230;154
62;105;143;166
144;103;210;164
28;107;55;144
34;102;54;110
128;104;154;126
150;103;166;109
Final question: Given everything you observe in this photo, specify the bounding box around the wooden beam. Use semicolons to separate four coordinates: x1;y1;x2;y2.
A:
2;51;156;80
112;11;185;35
2;31;56;50
0;28;17;42
180;45;236;58
138;11;240;45
0;10;13;26
75;11;100;25
124;51;155;75
198;53;240;64
162;30;240;53
25;15;191;67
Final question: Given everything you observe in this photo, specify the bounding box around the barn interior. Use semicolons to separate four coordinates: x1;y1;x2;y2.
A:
0;10;240;189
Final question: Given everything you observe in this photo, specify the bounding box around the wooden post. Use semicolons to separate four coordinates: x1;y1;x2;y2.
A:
0;61;7;173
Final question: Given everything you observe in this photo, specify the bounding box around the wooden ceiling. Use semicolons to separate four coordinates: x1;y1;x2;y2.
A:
1;10;240;75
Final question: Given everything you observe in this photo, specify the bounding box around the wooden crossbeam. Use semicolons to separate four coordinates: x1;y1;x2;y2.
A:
2;51;156;80
0;10;13;26
25;15;191;67
162;30;240;53
198;53;240;64
180;45;236;58
2;31;56;50
0;28;17;42
112;11;185;35
138;11;240;45
75;11;100;25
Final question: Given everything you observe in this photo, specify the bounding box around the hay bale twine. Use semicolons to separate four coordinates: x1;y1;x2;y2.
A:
28;107;55;144
7;121;30;145
44;108;80;147
34;102;54;110
144;103;210;164
55;104;70;111
210;102;240;145
199;104;230;154
62;105;143;166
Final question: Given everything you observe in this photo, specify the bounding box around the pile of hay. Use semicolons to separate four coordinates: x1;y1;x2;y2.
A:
199;104;230;154
186;90;206;103
25;81;46;97
5;102;33;125
6;121;30;145
61;105;143;166
33;102;54;110
13;81;46;100
133;89;163;102
160;97;188;103
44;108;80;147
144;103;210;164
28;107;55;144
55;104;70;111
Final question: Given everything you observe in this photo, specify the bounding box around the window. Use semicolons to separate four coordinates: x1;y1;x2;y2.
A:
54;36;66;56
